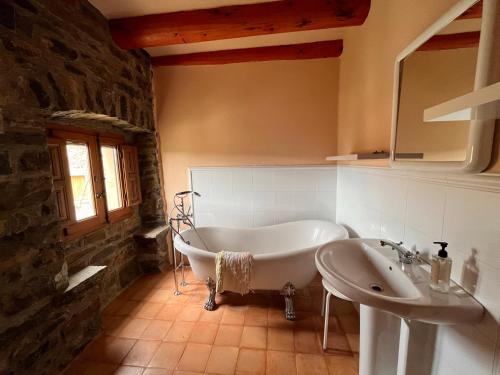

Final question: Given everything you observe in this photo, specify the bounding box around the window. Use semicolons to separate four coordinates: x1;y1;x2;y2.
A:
48;128;141;239
101;145;123;212
67;142;97;220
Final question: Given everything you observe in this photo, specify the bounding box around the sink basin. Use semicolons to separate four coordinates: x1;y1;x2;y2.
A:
318;239;421;300
315;239;484;324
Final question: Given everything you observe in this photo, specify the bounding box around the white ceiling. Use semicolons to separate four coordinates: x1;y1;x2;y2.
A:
89;0;350;57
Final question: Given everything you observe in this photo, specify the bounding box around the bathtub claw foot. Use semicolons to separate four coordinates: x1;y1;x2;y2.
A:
204;276;217;311
280;282;296;320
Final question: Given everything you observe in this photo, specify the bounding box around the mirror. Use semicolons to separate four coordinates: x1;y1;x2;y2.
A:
391;0;497;172
396;14;480;161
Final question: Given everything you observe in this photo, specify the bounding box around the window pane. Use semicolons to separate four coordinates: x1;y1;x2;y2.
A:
66;143;96;221
101;146;123;211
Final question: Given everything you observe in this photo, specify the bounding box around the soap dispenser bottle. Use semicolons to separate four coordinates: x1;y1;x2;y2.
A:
430;241;452;293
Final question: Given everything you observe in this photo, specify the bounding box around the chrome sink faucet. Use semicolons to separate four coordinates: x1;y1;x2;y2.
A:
380;240;416;264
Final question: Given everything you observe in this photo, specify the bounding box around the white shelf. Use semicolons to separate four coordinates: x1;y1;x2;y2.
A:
326;152;424;161
326;153;389;161
424;81;500;122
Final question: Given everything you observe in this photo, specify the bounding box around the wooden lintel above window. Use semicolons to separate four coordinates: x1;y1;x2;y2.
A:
109;0;370;49
151;40;343;66
46;123;125;141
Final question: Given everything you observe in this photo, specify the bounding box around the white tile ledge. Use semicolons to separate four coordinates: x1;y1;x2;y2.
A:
189;165;336;171
339;165;500;193
64;266;107;293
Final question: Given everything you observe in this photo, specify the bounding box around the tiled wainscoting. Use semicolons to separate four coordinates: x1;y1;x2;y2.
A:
190;166;337;228
336;166;500;375
185;164;500;374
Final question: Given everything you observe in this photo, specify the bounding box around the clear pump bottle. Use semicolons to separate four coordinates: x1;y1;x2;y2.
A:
430;241;452;293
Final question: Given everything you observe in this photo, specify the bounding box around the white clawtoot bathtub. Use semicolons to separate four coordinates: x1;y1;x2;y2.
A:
174;220;348;318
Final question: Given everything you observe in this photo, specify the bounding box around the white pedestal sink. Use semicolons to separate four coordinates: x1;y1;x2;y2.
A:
315;239;484;375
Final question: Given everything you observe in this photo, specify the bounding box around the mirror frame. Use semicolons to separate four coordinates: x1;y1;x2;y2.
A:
390;0;497;173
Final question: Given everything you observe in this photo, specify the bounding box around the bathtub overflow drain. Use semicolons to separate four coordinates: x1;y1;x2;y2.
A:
369;283;384;292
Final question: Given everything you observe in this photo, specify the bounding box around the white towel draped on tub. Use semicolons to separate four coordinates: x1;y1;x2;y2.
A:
215;251;253;295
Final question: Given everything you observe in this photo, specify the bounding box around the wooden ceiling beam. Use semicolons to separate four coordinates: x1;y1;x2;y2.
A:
110;0;370;50
151;40;343;66
417;31;480;52
457;1;482;20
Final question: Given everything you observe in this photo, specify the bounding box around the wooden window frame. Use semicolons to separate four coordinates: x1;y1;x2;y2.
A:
120;144;142;206
47;126;141;240
100;135;133;224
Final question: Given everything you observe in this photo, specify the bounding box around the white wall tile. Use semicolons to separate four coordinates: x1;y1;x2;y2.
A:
189;163;500;375
380;216;405;242
232;191;254;210
296;170;320;191
316;191;336;212
253;211;276;227
273;170;297;191
316;169;337;190
252;169;274;191
192;192;212;213
190;170;212;195
194;212;214;227
336;166;500;375
377;174;408;220
356;206;382;239
405;182;446;240
210;170;233;193
315;208;336;222
210;191;234;211
403;225;438;255
433;324;496;375
232;169;253;191
253;191;276;211
211;210;253;228
293;191;314;211
443;187;500;271
275;210;301;223
191;166;336;228
191;164;500;374
274;191;295;211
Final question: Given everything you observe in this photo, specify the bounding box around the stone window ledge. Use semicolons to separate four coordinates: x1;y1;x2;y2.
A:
134;225;170;273
135;225;169;240
64;265;107;294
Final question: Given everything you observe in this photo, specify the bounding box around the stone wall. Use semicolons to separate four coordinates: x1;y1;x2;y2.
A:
137;133;167;225
64;208;142;304
0;261;106;375
0;0;167;374
0;0;154;130
135;131;169;272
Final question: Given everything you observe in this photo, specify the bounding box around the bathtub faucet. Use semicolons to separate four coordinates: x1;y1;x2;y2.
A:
169;190;201;245
169;190;201;294
173;190;201;226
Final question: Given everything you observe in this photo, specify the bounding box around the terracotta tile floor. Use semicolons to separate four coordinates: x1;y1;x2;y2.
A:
64;269;359;375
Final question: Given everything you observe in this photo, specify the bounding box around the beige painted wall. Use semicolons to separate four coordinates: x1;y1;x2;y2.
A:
337;0;458;159
336;0;500;171
154;59;339;206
